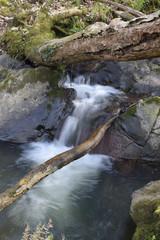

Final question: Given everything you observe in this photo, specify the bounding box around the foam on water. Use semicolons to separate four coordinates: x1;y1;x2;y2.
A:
10;142;112;226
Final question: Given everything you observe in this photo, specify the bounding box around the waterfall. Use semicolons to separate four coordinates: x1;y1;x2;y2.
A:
59;75;121;145
8;74;122;230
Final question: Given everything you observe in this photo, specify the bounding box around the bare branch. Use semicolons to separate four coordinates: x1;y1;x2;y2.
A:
0;112;120;211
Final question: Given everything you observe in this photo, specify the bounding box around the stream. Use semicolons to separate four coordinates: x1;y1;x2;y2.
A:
0;69;160;240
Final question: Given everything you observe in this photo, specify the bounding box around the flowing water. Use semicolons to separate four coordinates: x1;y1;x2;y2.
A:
0;74;160;240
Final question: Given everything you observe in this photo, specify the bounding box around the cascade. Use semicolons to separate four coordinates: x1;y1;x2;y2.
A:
9;75;121;227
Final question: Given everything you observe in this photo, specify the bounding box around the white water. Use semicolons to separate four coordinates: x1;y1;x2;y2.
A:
8;75;122;230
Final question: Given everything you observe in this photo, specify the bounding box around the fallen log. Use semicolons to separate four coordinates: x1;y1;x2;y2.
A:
0;111;120;211
29;10;160;67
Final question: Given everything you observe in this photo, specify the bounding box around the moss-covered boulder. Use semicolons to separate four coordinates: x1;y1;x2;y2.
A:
130;180;160;240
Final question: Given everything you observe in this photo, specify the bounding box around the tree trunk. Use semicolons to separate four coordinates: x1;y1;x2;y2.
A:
0;112;120;211
29;10;160;67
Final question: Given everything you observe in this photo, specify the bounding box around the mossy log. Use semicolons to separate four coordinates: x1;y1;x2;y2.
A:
28;10;160;66
0;112;120;211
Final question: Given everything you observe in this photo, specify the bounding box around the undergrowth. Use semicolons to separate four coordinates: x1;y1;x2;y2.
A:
114;0;160;13
21;219;66;240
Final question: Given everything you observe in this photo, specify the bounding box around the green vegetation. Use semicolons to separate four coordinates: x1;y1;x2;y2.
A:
122;105;137;119
133;223;160;240
4;29;26;59
131;180;160;240
154;67;160;73
145;96;160;105
90;2;111;22
0;0;8;6
114;0;160;13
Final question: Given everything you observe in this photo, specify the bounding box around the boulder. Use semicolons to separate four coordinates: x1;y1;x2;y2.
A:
89;58;160;96
94;97;160;161
0;61;74;142
130;180;160;240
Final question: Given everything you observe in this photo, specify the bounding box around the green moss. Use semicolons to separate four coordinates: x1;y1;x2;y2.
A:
90;2;110;22
133;222;160;240
0;6;13;16
154;67;160;73
25;11;55;60
0;67;8;81
0;67;62;93
131;180;160;240
145;97;160;105
122;105;137;119
12;9;32;27
4;29;26;60
0;0;8;6
56;16;88;36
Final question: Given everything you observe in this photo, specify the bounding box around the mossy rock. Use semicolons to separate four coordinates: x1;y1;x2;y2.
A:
0;66;9;81
131;180;160;240
122;105;137;119
145;96;160;105
0;66;61;93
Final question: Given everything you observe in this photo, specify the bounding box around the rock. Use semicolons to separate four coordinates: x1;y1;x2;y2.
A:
0;53;30;70
130;180;160;240
0;64;74;142
94;97;160;161
89;58;160;96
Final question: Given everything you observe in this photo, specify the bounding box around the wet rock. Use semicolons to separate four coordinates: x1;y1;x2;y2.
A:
130;180;160;240
0;64;74;142
95;97;160;161
89;58;160;96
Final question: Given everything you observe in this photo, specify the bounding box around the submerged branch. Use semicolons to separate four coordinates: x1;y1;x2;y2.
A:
0;111;120;211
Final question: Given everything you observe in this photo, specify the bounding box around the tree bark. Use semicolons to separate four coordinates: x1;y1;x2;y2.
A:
0;112;120;211
29;10;160;67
